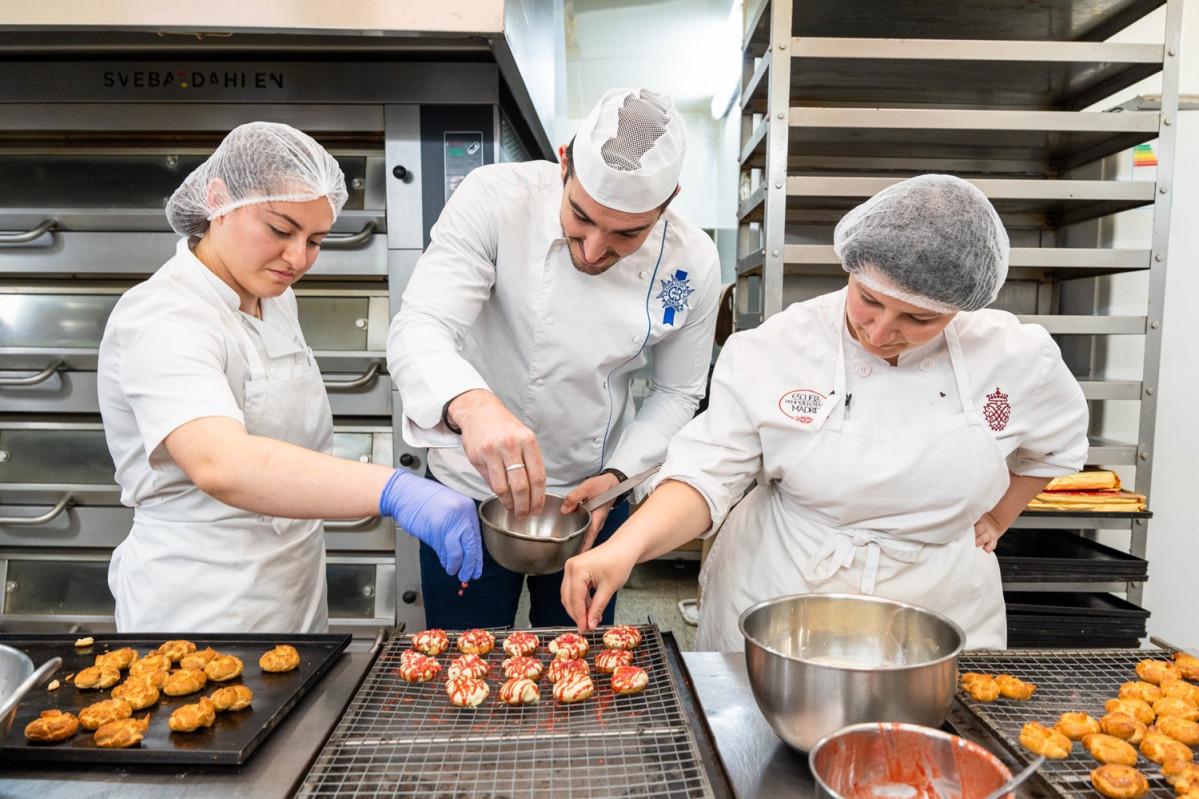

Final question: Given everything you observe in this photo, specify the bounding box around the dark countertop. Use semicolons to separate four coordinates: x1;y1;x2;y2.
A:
682;651;1059;799
0;642;379;799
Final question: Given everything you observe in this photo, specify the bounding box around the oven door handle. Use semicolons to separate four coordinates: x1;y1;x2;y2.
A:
323;516;374;530
0;218;57;244
323;361;382;391
0;494;73;526
0;358;66;387
320;221;377;250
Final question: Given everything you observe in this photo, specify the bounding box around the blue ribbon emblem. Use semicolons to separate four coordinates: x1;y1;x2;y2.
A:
657;269;694;326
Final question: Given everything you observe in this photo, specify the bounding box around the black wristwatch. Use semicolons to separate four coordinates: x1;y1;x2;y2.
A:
599;467;631;506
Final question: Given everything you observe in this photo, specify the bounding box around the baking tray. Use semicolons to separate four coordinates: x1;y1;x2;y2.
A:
0;632;350;765
296;624;735;798
996;530;1148;582
955;646;1190;799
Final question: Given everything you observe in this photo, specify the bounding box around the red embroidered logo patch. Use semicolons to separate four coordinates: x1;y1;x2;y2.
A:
779;389;825;424
983;387;1011;431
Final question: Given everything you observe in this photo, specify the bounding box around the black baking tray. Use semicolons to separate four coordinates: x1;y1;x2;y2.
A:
0;632;350;765
995;529;1148;582
1004;591;1151;618
1004;592;1148;648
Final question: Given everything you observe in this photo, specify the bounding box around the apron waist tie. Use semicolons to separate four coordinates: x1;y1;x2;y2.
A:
802;529;924;595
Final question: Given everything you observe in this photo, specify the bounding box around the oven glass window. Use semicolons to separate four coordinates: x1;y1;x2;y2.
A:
4;560;115;616
296;297;372;351
0;294;119;349
325;563;377;619
0;430;115;484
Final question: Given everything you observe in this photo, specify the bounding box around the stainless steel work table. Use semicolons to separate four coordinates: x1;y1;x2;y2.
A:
0;644;378;799
682;651;1057;799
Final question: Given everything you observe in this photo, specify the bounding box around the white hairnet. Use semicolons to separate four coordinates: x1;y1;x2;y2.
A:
833;174;1009;312
573;88;687;213
166;121;347;236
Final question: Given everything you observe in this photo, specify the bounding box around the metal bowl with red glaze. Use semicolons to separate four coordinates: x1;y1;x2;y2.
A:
810;722;1012;799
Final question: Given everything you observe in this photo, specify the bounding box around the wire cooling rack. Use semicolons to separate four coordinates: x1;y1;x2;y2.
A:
296;624;729;798
956;646;1191;799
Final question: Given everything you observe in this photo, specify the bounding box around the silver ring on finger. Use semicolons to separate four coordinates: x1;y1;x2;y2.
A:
505;463;526;472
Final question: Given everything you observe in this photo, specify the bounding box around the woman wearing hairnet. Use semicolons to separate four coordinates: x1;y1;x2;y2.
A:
97;122;481;633
562;174;1089;650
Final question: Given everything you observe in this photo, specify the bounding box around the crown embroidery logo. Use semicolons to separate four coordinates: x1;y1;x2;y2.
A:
983;387;1011;431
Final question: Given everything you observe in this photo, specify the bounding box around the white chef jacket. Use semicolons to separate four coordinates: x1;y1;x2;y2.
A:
655;287;1089;651
97;237;330;632
388;160;721;500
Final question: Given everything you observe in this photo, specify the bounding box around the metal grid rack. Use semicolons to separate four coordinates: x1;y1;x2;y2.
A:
956;647;1189;799
297;624;723;798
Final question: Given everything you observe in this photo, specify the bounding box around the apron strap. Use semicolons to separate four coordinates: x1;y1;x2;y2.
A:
802;528;924;595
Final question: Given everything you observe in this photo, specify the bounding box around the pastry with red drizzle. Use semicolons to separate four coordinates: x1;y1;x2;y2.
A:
602;625;642;651
446;654;490;680
398;650;442;682
457;628;495;655
498;677;540;705
446;676;489;707
546;658;589;684
595;649;634;674
611;665;649;695
548;632;588;660
411;628;449;656
502;656;544;681
502;631;539;657
552;672;594;703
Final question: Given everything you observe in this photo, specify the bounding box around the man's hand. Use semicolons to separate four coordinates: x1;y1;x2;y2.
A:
448;389;547;516
561;473;621;553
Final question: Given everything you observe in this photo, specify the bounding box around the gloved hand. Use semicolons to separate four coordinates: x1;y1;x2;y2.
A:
379;470;482;582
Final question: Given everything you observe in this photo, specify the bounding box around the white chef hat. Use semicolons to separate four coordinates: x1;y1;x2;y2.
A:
572;88;687;213
166;121;347;236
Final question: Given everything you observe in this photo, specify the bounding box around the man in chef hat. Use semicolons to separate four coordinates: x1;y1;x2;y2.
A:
388;88;722;629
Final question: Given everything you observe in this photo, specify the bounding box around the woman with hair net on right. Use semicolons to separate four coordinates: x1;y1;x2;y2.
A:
97;122;481;634
562;174;1089;650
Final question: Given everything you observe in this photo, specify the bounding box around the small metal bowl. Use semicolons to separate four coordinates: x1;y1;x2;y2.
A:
740;593;965;752
478;493;590;575
810;722;1011;799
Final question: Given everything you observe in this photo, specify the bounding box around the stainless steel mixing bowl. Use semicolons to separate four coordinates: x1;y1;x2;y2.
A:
0;644;35;740
810;722;1011;799
739;593;966;752
478;493;590;575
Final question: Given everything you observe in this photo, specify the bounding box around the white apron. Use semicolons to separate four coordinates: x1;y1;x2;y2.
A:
696;297;1009;651
110;290;332;633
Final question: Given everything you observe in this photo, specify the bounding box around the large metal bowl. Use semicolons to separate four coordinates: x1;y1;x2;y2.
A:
739;593;965;752
810;722;1011;799
0;644;35;740
478;493;590;575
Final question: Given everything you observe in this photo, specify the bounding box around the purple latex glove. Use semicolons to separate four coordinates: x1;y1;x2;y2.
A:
378;470;482;582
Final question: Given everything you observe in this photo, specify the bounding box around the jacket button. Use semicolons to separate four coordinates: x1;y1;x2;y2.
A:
640;271;648;279
545;316;555;325
535;379;545;387
855;363;871;377
920;358;935;372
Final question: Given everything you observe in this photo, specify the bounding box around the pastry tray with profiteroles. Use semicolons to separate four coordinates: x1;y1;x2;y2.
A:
0;633;350;764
